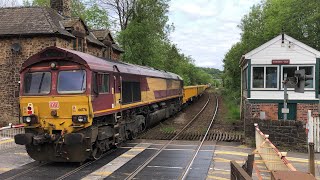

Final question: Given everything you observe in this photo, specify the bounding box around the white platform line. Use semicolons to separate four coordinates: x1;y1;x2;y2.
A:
82;143;151;180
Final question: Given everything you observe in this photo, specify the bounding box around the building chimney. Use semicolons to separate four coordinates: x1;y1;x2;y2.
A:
50;0;71;18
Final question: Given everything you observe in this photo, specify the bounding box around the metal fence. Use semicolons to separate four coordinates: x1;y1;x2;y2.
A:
0;124;24;151
307;110;320;152
254;123;296;172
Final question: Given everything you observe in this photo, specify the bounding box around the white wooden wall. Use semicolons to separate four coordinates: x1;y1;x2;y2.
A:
250;91;317;100
249;39;317;64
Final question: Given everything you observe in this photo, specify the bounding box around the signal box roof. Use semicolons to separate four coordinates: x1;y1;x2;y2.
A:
22;46;182;80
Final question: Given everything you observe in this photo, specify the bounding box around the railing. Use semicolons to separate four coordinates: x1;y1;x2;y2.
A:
254;123;296;172
230;160;252;180
0;124;25;151
307;110;320;152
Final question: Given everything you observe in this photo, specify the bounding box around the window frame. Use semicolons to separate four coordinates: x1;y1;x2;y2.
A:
242;67;248;90
98;73;110;94
73;37;84;52
57;70;87;94
23;71;52;95
251;65;279;90
281;65;315;90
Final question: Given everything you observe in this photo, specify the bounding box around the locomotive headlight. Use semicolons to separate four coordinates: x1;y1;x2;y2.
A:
72;115;88;123
23;116;38;124
50;62;58;70
26;117;31;123
78;116;84;122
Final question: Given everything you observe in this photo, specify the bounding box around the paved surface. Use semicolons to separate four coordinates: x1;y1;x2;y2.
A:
0;140;320;179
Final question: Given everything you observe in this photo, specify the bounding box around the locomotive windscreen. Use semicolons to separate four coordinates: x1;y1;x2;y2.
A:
122;81;141;104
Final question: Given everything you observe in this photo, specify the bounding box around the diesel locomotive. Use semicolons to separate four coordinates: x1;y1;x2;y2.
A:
14;46;206;162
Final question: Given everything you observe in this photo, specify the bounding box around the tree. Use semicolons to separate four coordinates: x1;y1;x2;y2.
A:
118;0;170;66
24;0;110;29
98;0;136;30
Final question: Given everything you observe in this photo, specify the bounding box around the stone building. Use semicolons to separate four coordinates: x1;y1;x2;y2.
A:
240;33;320;122
0;0;123;125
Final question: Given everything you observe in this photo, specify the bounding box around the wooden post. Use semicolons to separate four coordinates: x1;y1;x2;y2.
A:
309;142;315;176
245;154;254;177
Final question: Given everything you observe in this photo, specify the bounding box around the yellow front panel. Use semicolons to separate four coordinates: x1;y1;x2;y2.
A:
20;95;92;134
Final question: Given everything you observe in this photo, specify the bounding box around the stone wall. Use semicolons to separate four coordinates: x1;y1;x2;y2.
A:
0;37;57;125
0;36;103;126
244;119;307;152
87;44;103;57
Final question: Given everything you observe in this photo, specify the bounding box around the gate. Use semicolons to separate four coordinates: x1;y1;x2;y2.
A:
307;110;320;152
254;123;296;172
0;124;24;151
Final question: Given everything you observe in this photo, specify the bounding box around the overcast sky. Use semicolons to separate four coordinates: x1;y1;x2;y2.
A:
168;0;261;70
15;0;261;70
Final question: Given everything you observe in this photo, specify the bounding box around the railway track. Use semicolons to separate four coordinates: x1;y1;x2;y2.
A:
125;93;219;180
3;161;51;180
139;131;242;141
138;92;242;142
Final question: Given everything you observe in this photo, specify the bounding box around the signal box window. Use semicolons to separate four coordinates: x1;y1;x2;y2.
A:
252;66;278;89
282;66;314;88
283;66;297;88
266;67;277;88
252;67;264;88
98;74;109;93
24;72;51;95
300;66;313;88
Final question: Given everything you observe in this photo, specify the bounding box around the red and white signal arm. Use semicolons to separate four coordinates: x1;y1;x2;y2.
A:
27;103;34;115
49;101;60;109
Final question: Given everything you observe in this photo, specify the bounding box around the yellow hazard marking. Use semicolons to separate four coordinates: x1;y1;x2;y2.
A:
0;139;13;144
211;170;230;175
215;144;250;149
214;150;248;156
129;148;145;151
213;157;245;164
120;154;135;158
207;175;229;180
92;171;112;176
0;168;12;172
287;157;320;164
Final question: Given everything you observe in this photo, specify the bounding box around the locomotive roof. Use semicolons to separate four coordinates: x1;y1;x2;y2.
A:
22;46;183;80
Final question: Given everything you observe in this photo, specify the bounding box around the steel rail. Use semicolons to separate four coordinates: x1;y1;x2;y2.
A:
125;94;211;180
4;161;52;180
55;148;117;180
179;94;219;180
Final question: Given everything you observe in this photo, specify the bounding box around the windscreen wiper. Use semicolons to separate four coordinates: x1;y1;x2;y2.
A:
38;73;45;93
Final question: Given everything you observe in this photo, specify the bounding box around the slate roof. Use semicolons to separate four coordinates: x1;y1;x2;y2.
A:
112;43;124;53
0;6;74;38
92;29;124;52
91;29;110;41
0;6;122;50
86;32;106;47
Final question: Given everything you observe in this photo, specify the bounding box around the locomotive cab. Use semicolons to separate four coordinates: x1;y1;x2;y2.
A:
15;48;101;162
